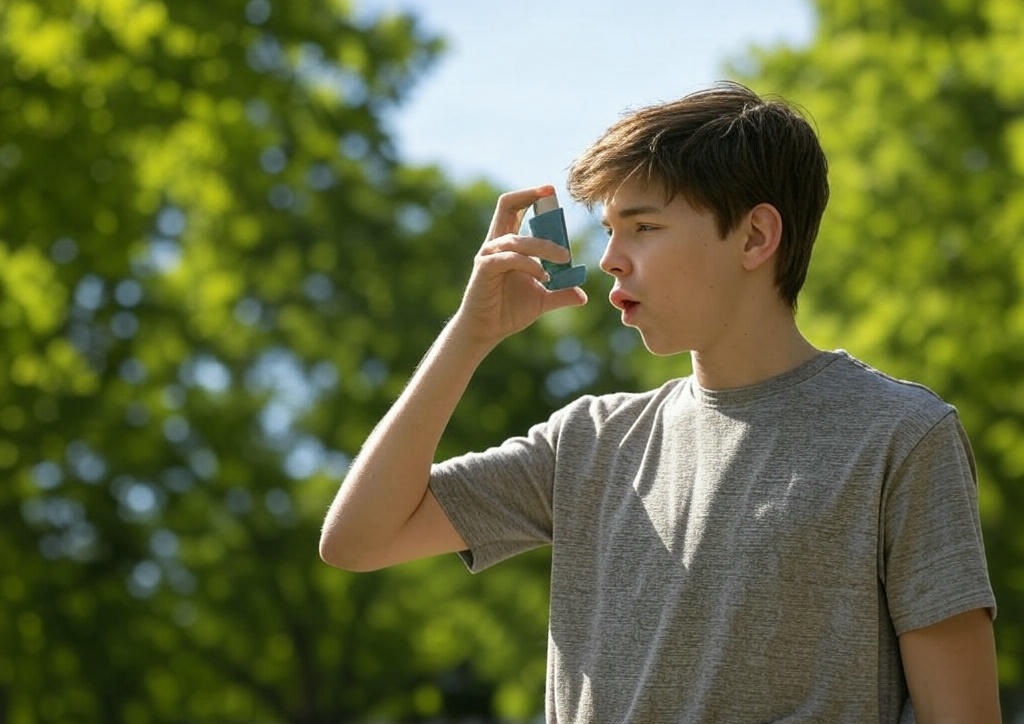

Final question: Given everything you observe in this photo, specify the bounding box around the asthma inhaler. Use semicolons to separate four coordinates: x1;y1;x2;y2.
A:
528;192;586;290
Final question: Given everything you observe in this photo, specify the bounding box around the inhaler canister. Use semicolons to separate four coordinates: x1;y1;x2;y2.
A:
527;192;586;290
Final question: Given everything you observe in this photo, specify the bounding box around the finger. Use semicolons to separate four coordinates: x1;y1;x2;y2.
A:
542;286;588;313
480;234;572;264
475;250;550;284
486;185;557;241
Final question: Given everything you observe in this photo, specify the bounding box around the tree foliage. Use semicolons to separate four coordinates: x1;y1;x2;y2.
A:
0;0;633;720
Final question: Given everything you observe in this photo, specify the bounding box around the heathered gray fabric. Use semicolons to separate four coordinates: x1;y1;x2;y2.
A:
429;351;995;723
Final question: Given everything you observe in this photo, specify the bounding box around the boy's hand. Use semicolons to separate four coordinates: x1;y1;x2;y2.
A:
452;186;587;347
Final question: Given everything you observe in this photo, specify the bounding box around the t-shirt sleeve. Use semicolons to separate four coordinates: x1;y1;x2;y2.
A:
428;415;560;573
881;411;996;634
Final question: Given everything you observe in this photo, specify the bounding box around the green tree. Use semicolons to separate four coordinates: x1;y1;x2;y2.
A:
0;1;633;720
723;0;1024;713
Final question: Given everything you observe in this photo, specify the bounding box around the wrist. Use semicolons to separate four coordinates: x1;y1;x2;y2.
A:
443;309;503;361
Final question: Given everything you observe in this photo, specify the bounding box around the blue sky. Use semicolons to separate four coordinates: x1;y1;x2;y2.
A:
356;0;816;234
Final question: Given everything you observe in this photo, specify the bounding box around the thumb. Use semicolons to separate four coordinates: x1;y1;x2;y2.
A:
542;287;588;314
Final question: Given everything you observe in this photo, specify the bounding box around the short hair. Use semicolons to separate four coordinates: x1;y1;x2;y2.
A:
567;81;829;308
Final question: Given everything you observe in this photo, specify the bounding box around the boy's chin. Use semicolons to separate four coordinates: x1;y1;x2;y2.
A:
638;332;691;358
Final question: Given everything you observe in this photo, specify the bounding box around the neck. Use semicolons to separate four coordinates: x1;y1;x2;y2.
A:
690;304;819;391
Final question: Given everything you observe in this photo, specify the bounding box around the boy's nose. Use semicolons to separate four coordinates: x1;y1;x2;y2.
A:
599;238;630;277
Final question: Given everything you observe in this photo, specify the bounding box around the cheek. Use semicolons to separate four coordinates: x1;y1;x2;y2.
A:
665;253;716;298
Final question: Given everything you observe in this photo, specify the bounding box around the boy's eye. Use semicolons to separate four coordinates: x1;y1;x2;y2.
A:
603;224;655;236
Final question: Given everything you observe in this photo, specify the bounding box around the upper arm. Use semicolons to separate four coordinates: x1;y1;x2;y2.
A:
332;488;468;572
387;488;468;567
899;608;1001;723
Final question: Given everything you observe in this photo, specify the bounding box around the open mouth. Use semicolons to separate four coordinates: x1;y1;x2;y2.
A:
609;290;640;324
609;289;637;312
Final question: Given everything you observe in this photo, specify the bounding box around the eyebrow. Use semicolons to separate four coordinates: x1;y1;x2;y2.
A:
600;205;664;225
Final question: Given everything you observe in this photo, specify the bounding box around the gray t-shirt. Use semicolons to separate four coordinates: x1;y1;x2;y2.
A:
429;351;995;722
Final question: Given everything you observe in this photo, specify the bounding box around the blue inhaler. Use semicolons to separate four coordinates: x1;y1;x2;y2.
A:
528;192;586;290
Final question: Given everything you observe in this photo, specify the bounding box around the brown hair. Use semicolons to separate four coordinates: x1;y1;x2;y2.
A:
567;81;829;308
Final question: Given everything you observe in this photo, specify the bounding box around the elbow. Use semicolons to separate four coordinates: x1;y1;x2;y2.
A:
317;532;344;569
318;528;358;571
318;527;382;573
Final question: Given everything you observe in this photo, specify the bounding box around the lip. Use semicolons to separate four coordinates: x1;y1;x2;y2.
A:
609;288;640;323
609;288;636;310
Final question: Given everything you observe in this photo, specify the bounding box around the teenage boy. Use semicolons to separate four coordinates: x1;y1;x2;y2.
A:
319;82;999;722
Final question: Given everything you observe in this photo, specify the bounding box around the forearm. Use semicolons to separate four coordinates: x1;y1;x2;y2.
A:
318;316;493;568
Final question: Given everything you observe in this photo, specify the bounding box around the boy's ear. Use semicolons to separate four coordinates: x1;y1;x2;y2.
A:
741;203;783;272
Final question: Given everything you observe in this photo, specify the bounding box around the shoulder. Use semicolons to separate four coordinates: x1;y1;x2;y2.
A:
547;379;687;435
823;351;956;428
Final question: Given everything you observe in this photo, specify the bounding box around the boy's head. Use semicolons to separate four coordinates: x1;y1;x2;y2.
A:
567;82;829;309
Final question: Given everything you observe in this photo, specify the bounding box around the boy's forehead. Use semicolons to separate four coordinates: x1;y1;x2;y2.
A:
601;178;672;219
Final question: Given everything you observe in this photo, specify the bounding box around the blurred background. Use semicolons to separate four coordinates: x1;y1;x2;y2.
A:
0;0;1021;720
